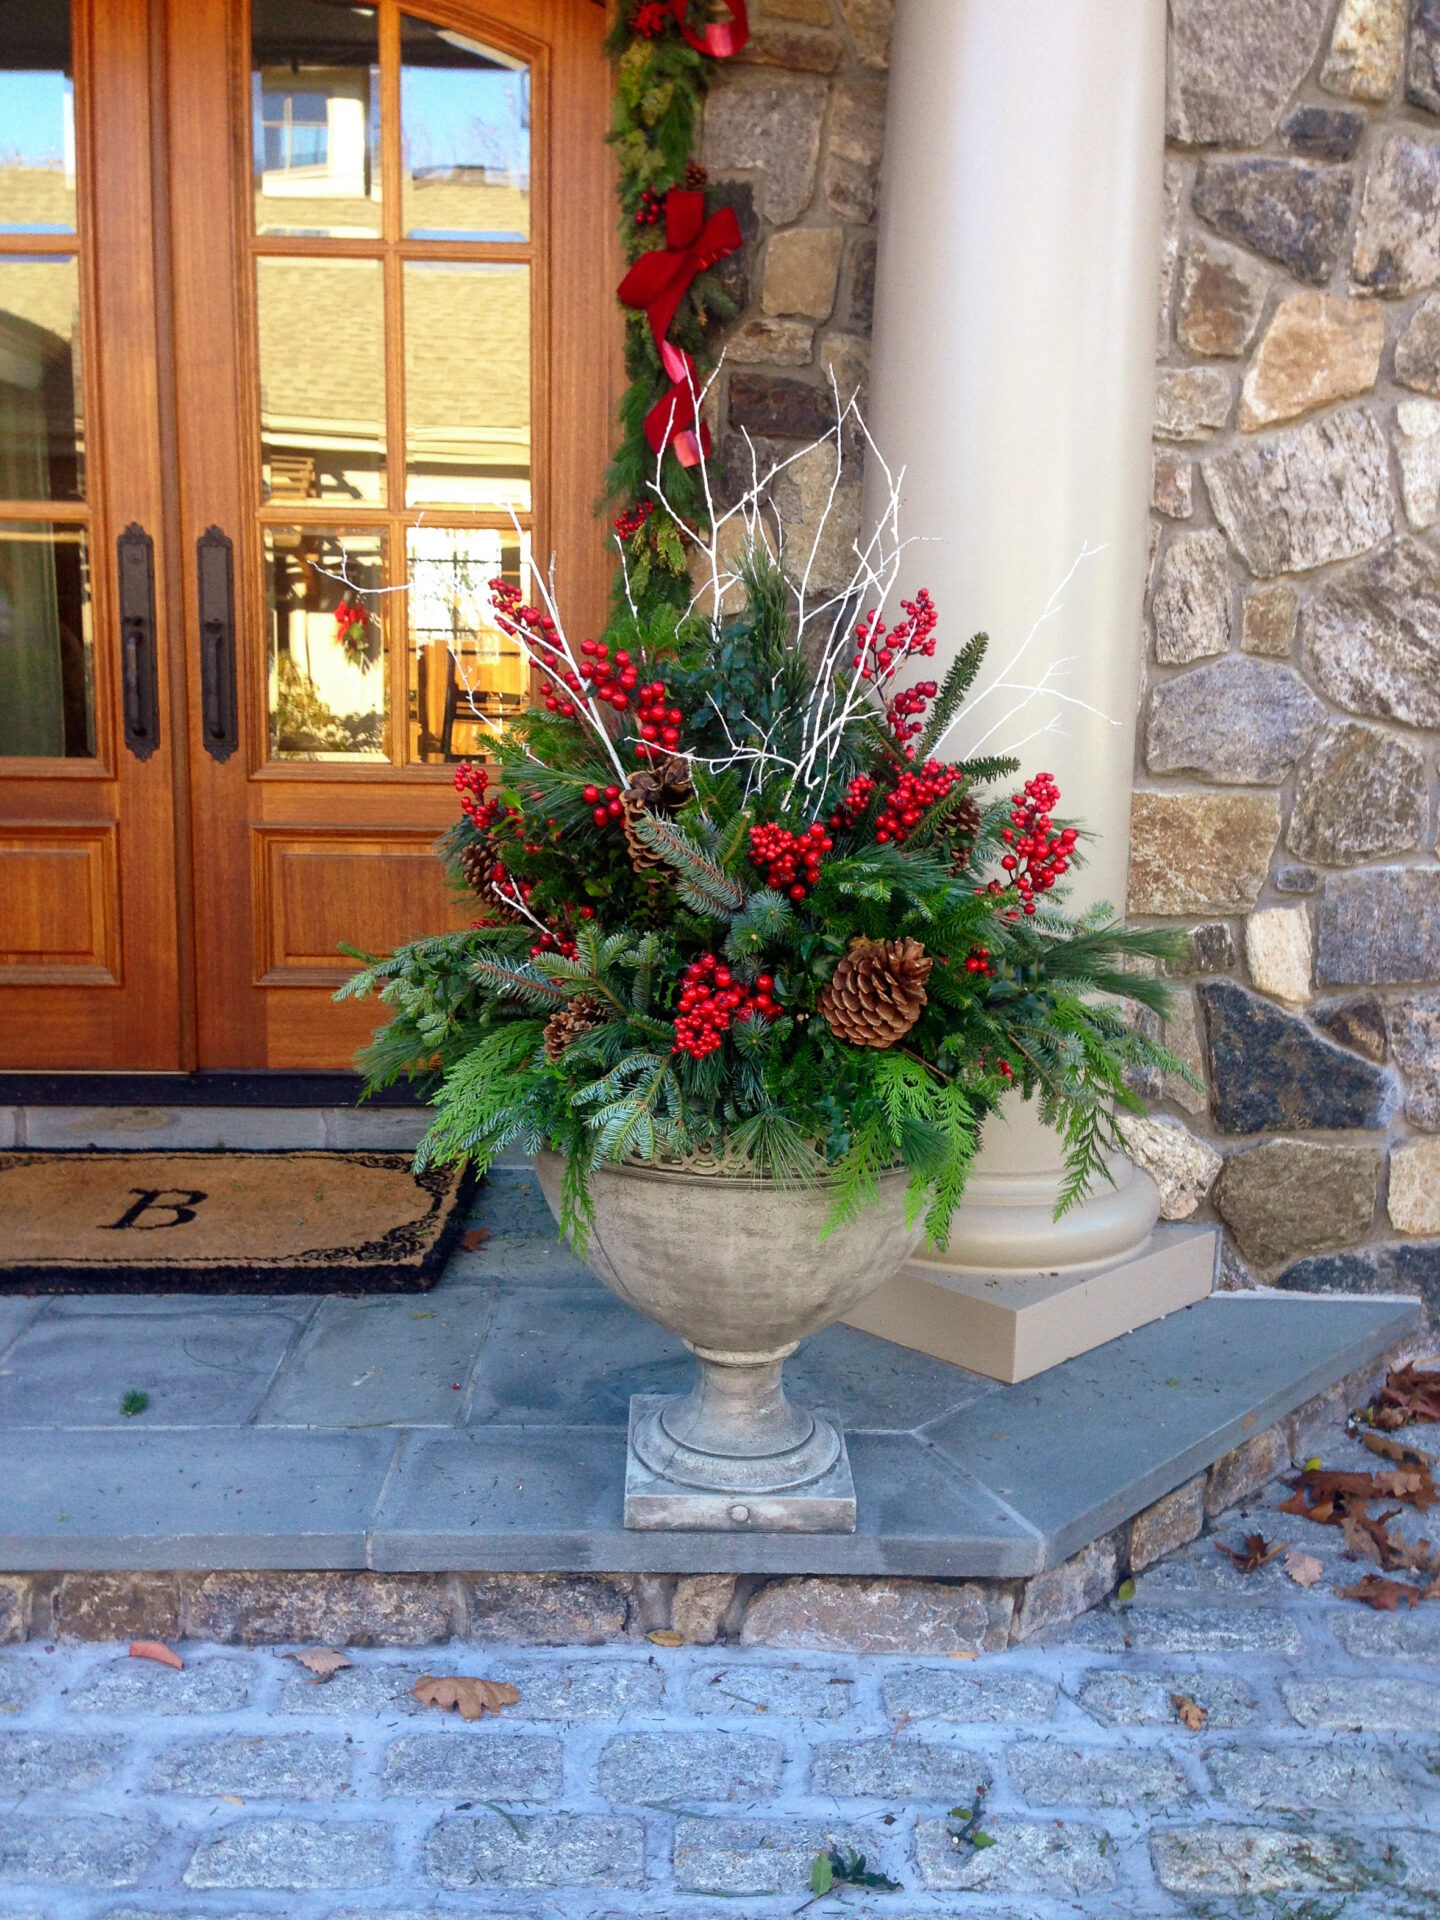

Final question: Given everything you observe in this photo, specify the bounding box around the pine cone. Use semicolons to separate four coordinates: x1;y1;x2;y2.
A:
685;161;709;191
543;992;608;1063
621;795;670;879
818;937;933;1049
625;752;693;816
457;835;498;895
948;789;984;869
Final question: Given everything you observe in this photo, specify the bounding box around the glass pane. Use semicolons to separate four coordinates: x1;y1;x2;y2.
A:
0;521;92;757
0;0;75;235
264;526;388;761
405;262;529;509
401;15;529;241
407;526;526;762
251;0;380;237
257;257;384;505
0;256;82;501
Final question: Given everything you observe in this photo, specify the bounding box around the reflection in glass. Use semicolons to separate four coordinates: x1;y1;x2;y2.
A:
0;0;75;234
407;527;526;762
257;257;385;504
0;256;83;502
404;262;529;509
0;522;92;757
251;0;380;237
264;527;388;761
401;15;529;241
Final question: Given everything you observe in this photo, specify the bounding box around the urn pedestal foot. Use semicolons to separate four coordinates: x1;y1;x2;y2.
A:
623;1385;857;1533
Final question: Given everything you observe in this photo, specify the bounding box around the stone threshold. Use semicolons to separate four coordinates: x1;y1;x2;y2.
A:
0;1293;1415;1593
0;1327;1415;1654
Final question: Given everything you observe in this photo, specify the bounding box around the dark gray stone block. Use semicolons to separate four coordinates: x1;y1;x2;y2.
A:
1279;1242;1440;1318
1281;105;1365;161
0;1305;311;1427
257;1293;496;1429
1411;0;1440;112
1199;980;1400;1132
1317;869;1440;985
0;1430;397;1569
1193;157;1353;283
924;1292;1418;1566
1145;657;1325;784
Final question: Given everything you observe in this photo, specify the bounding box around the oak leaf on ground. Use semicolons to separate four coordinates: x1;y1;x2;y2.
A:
412;1673;520;1721
1368;1362;1440;1430
1336;1573;1426;1611
1171;1692;1207;1731
1215;1532;1287;1573
1283;1548;1324;1588
288;1647;352;1682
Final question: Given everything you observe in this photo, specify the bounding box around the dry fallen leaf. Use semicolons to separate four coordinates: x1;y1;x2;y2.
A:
219;1794;244;1806
645;1628;684;1648
943;1650;979;1660
1368;1361;1440;1430
1336;1573;1426;1611
289;1647;352;1682
1361;1429;1435;1469
1284;1548;1324;1588
412;1673;519;1721
460;1228;491;1251
129;1640;183;1670
1170;1692;1206;1732
1215;1532;1287;1574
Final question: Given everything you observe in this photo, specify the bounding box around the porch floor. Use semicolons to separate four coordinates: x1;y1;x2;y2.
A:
0;1165;1418;1577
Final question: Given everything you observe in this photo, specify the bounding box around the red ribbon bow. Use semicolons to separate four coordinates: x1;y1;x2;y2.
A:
617;187;743;348
644;339;710;468
670;0;748;57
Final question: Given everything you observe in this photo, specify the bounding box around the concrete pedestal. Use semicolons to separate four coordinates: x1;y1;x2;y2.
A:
844;1224;1218;1385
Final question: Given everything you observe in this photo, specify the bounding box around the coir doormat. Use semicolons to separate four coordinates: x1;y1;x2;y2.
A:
0;1151;473;1293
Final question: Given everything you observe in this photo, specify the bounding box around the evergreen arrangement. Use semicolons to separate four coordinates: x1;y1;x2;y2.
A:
342;465;1186;1249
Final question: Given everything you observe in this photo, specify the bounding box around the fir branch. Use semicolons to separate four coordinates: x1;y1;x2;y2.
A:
628;812;747;915
918;631;988;759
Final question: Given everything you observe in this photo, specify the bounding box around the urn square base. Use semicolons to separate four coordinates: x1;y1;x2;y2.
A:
622;1395;858;1533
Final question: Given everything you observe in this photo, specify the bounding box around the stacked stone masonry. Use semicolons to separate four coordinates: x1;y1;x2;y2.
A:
699;0;890;590
1131;0;1440;1321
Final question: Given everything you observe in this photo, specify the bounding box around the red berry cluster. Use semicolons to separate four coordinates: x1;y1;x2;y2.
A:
614;499;653;539
851;589;939;684
453;759;488;816
673;955;780;1060
828;774;878;833
874;760;961;845
633;186;665;228
886;676;939;748
488;579;582;720
628;0;671;36
582;782;625;828
530;928;579;960
578;638;639;712
747;821;833;901
635;680;685;753
963;946;995;977
999;772;1076;916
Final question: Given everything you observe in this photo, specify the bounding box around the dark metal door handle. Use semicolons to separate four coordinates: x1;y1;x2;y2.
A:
117;523;160;760
197;525;238;762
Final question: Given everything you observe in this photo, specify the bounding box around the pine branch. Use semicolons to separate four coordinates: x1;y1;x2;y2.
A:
629;812;747;915
918;631;988;759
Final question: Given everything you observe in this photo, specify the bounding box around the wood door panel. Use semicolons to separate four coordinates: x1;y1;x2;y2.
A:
167;0;619;1069
253;827;471;984
0;825;120;983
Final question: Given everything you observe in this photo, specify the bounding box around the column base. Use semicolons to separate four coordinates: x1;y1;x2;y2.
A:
843;1224;1218;1384
623;1396;857;1532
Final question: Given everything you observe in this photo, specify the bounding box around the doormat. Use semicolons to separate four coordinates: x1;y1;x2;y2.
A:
0;1151;473;1294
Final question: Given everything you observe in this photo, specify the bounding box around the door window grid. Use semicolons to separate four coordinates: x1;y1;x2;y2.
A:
0;0;94;763
247;0;539;770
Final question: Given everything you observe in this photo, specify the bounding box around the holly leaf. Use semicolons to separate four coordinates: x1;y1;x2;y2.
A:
412;1674;520;1721
1170;1692;1207;1731
1215;1531;1287;1574
288;1647;352;1682
1284;1548;1324;1588
810;1851;834;1897
129;1639;183;1670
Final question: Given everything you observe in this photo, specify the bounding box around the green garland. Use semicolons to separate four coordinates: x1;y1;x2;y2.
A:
603;6;740;625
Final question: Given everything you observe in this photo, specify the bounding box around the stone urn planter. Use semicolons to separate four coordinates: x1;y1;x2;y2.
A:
534;1150;924;1532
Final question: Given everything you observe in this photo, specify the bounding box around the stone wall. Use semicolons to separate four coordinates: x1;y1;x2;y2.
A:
1125;0;1440;1318
699;0;889;581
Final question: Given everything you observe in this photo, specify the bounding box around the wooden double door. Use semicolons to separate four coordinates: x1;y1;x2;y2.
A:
0;0;615;1070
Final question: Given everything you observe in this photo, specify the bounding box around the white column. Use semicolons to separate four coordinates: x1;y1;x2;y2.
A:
866;0;1168;1276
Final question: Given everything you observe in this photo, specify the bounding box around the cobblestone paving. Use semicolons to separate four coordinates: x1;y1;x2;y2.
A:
3;1454;1440;1920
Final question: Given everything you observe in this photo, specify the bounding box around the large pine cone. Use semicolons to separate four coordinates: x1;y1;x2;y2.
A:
457;834;498;895
543;992;608;1063
818;937;932;1049
625;751;693;815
